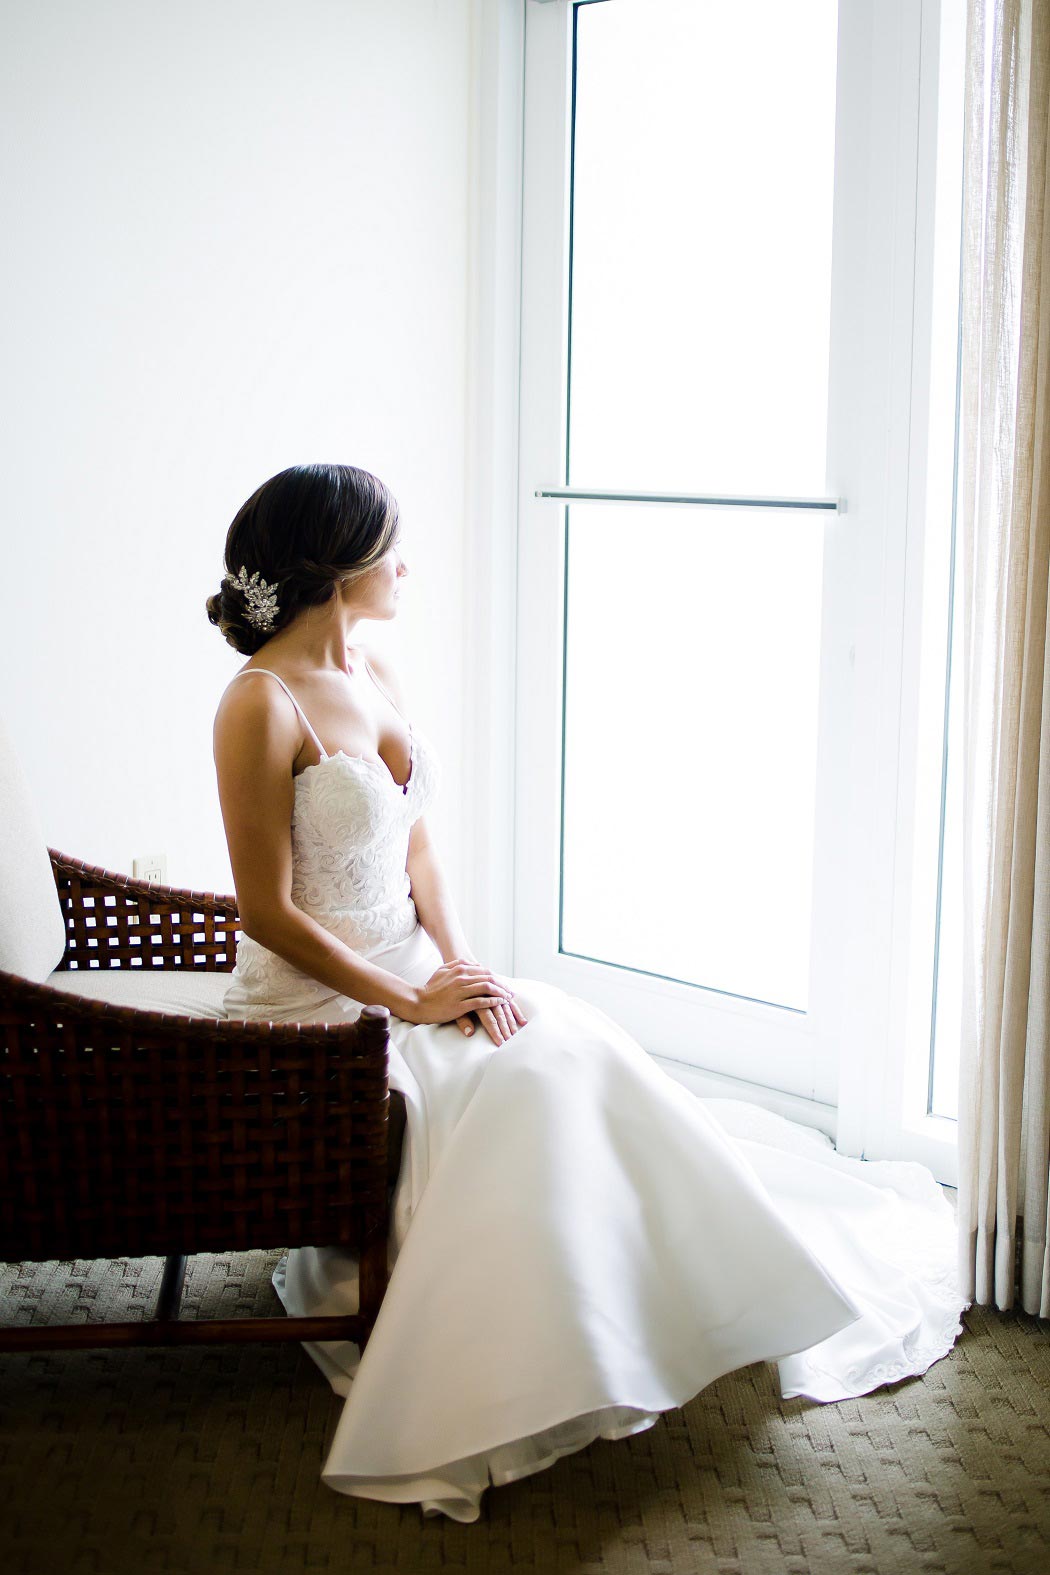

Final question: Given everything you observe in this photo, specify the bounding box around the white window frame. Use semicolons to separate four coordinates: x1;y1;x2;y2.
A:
838;0;965;1183
464;0;961;1182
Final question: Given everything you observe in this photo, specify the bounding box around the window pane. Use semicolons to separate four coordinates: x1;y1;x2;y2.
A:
560;505;823;1010
569;0;839;496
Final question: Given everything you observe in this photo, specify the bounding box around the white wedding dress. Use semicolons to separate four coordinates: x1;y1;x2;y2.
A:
220;666;969;1523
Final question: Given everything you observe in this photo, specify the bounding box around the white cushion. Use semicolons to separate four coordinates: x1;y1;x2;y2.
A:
0;712;67;982
45;967;231;1020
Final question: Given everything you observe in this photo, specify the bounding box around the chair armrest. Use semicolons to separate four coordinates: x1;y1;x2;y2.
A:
0;970;392;1260
49;848;240;972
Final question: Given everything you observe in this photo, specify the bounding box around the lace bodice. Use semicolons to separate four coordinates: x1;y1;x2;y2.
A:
221;667;441;1019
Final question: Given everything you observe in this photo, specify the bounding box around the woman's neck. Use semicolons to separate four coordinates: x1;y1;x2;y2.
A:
256;600;364;675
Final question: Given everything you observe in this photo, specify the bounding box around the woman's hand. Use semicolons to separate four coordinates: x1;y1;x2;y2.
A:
409;961;517;1030
465;991;528;1046
444;953;527;1046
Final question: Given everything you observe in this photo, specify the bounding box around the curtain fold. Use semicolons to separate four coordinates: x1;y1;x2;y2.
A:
959;0;1050;1317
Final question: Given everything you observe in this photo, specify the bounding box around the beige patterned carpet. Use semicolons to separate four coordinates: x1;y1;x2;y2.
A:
1;1246;1048;1575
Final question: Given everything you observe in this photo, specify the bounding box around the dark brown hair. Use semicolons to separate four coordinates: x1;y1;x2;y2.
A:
206;463;400;656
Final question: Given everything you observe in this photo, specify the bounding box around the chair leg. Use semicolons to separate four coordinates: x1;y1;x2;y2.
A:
357;1230;388;1341
155;1254;188;1323
0;1248;382;1349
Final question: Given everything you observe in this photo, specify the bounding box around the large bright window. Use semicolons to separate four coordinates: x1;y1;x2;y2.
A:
562;0;838;1012
516;0;965;1180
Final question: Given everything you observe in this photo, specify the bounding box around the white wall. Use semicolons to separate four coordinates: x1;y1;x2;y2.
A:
0;0;475;906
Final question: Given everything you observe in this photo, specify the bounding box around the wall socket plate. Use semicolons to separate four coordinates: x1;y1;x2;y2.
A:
133;853;167;885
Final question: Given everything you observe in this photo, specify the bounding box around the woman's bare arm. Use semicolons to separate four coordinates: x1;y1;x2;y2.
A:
361;645;478;964
406;814;526;1042
406;815;476;964
360;646;527;1043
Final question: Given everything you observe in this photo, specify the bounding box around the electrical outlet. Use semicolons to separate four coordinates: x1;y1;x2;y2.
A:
133;853;167;885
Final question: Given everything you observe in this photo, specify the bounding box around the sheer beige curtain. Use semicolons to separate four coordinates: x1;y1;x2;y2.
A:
959;0;1050;1316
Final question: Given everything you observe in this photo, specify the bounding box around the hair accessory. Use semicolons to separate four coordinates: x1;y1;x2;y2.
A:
224;565;280;632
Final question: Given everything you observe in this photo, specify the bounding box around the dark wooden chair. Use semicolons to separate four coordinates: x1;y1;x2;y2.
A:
0;719;395;1353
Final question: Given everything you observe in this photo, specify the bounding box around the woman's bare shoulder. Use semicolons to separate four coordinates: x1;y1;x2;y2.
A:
213;668;301;754
215;667;277;723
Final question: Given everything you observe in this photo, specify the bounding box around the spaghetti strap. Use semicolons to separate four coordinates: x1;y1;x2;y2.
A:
228;669;328;761
362;654;406;719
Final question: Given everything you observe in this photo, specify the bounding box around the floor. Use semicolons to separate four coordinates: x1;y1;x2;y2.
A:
1;1250;1048;1575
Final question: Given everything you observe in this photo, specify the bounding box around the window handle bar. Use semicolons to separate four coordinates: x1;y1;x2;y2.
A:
534;487;846;513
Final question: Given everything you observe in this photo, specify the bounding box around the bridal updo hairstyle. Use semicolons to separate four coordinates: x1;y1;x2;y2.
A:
206;463;400;656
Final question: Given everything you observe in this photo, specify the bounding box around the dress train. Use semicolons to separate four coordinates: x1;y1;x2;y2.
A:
268;924;966;1522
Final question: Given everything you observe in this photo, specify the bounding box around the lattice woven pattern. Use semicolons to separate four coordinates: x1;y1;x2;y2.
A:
51;849;240;972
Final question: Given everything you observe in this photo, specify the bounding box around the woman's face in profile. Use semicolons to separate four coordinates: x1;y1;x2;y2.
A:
353;531;407;619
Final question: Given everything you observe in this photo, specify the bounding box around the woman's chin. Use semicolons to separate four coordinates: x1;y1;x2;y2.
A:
369;596;400;620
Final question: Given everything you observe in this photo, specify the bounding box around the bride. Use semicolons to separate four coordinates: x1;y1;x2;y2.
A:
208;462;968;1523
